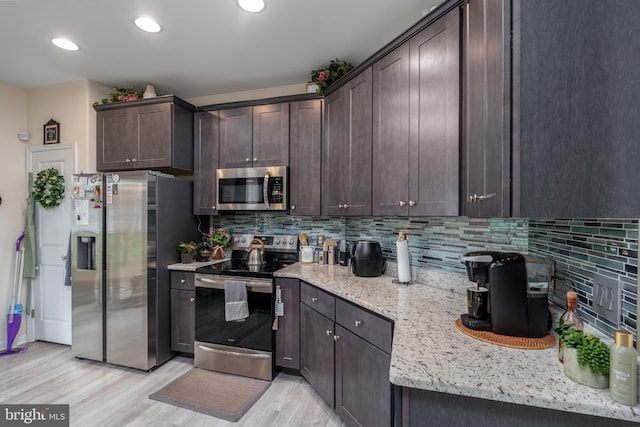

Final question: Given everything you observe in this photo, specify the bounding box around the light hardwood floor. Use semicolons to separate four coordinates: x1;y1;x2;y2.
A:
0;341;347;427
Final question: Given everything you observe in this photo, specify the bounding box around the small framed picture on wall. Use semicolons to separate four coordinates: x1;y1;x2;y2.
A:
44;119;60;144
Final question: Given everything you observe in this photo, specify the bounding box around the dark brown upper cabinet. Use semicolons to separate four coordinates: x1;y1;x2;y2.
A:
322;68;373;216
372;7;460;217
218;103;289;169
95;95;195;175
193;111;220;215
289;99;322;216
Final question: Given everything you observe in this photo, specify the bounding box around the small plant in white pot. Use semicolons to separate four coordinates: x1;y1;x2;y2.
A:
556;322;610;388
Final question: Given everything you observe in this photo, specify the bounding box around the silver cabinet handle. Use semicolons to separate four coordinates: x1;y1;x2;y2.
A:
125;158;131;163
291;205;296;210
326;330;333;336
245;158;251;162
355;320;362;327
399;201;406;207
180;279;186;284
409;200;416;207
333;335;341;341
253;157;258;162
212;206;216;210
338;203;344;208
311;297;318;303
343;203;349;208
132;158;137;162
283;356;293;361
189;298;194;303
470;193;497;202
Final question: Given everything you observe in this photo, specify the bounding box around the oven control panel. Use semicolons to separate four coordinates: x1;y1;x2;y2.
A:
231;233;299;253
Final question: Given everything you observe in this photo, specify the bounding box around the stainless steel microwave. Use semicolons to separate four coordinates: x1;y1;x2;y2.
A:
216;166;288;211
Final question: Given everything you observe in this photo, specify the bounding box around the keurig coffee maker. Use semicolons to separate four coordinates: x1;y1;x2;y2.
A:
460;251;551;338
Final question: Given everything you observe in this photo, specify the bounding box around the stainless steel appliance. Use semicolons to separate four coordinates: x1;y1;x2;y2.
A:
351;240;386;277
71;170;198;370
194;233;298;380
216;166;287;211
460;251;552;338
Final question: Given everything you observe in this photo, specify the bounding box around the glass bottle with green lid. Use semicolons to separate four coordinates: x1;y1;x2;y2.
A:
610;330;638;406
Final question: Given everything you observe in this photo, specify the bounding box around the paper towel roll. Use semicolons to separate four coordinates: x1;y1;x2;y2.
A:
397;240;411;283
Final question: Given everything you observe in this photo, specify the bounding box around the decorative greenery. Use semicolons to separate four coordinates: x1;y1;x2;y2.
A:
310;58;354;93
204;229;231;248
556;321;610;375
176;241;198;255
93;86;143;106
32;168;65;210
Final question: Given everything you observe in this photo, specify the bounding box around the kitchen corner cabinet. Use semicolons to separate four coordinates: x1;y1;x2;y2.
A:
289;99;322;216
170;271;195;354
274;278;301;370
193;111;220;215
218;103;289;169
95;96;195;174
372;7;460;217
322;68;373;216
300;281;393;427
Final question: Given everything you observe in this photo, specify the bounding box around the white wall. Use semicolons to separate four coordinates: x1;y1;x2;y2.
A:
0;82;29;348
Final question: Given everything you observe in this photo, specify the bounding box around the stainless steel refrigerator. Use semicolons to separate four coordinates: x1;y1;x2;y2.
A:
71;170;198;370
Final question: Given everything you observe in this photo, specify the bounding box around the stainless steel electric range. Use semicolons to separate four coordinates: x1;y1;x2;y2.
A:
193;233;298;381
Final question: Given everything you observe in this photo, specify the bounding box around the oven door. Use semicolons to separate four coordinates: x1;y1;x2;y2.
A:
194;274;274;380
194;274;273;352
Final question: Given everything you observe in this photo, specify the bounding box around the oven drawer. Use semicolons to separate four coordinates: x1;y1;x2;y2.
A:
301;281;335;321
336;298;393;354
195;341;273;381
171;271;195;291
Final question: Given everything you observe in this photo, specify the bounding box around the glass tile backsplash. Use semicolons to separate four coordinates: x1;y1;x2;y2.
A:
212;213;638;341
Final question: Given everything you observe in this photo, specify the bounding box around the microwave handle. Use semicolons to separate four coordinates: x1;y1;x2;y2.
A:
263;171;270;210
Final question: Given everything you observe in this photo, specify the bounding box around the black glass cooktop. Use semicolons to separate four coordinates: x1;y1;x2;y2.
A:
195;251;297;279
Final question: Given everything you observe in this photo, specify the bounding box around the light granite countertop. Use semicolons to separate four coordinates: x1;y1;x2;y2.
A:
275;262;640;423
167;258;229;271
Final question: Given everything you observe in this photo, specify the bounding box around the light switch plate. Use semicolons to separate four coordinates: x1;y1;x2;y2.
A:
592;273;620;325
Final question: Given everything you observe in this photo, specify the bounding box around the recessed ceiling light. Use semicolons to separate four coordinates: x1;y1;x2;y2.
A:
237;0;265;13
51;38;79;51
135;17;162;33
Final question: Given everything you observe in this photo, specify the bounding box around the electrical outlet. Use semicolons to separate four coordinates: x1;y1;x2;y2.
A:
592;273;620;325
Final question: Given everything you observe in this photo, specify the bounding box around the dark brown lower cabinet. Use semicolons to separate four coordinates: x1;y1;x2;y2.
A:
274;278;301;369
170;272;195;354
300;281;393;427
335;325;392;427
300;302;335;407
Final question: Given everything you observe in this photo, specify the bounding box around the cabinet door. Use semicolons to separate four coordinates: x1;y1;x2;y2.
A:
170;289;195;353
372;42;411;216
193;111;219;215
289;99;322;216
344;68;373;216
300;303;335;408
322;86;348;216
335;326;392;427
97;108;134;170
463;0;510;217
274;278;300;369
219;106;253;168
409;8;460;216
253;103;289;167
135;103;172;168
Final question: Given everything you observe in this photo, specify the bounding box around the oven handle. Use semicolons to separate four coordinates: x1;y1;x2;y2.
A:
195;275;272;290
197;345;271;360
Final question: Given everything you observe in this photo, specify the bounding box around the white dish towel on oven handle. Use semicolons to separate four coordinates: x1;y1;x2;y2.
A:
224;280;249;321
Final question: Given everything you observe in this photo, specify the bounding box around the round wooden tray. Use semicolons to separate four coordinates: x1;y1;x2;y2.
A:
455;318;556;350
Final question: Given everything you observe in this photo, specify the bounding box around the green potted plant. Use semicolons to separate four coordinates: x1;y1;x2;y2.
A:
555;321;610;388
204;229;231;260
176;241;198;264
309;58;354;93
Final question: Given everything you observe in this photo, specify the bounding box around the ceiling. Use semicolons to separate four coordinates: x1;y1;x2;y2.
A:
0;0;442;100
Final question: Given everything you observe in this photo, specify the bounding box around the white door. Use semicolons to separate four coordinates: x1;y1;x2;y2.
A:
27;144;75;345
